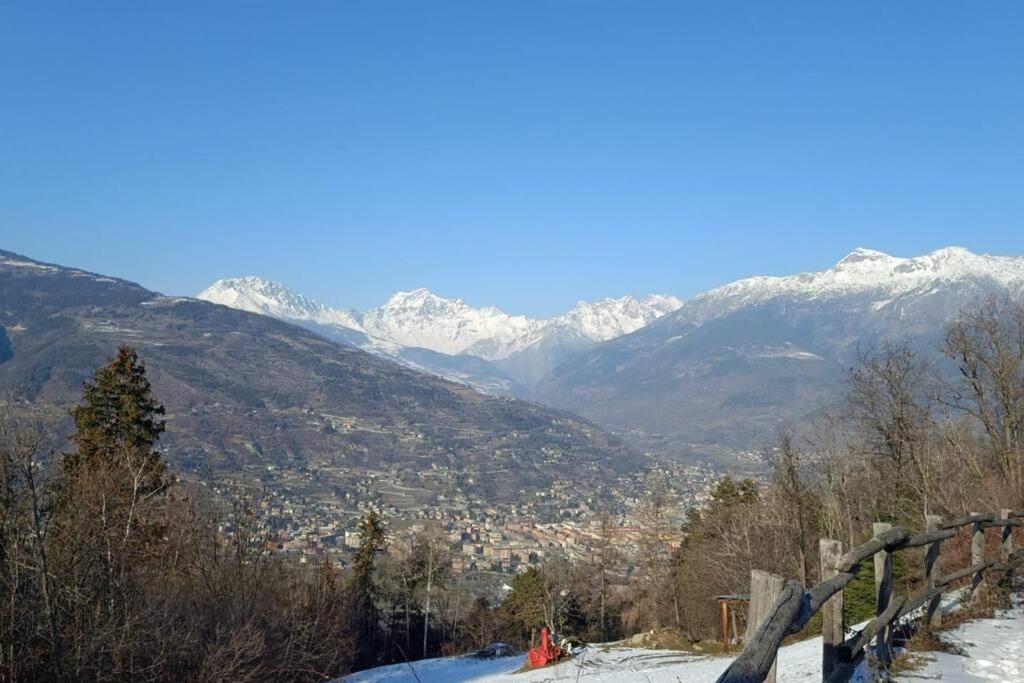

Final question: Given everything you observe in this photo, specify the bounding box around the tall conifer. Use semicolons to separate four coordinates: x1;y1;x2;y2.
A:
66;345;166;492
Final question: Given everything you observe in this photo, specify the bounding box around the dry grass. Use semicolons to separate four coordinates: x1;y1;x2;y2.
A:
901;626;964;655
891;651;933;674
621;627;693;651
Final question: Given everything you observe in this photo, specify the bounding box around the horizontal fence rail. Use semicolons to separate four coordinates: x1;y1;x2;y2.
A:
716;510;1024;683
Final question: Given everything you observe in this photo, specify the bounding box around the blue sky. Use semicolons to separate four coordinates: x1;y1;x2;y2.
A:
2;2;1023;316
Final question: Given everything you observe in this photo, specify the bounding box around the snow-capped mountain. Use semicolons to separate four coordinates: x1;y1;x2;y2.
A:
559;294;683;339
196;278;681;392
198;276;364;330
676;246;1024;324
361;288;538;357
535;246;1024;457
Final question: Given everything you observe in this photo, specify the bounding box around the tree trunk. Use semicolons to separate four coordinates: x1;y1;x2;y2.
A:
423;572;432;658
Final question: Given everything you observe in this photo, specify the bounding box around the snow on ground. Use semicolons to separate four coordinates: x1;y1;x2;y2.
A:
896;603;1024;682
343;654;522;683
345;593;1024;683
343;631;856;683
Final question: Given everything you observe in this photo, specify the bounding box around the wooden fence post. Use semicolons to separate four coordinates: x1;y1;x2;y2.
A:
971;512;985;597
873;522;894;669
924;514;943;628
1001;508;1014;562
720;599;730;651
820;539;844;681
1002;508;1014;584
745;570;784;683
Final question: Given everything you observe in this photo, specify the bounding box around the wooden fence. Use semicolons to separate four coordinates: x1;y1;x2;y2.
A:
716;509;1024;683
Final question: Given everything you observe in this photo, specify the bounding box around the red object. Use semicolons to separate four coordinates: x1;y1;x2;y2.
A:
526;627;563;668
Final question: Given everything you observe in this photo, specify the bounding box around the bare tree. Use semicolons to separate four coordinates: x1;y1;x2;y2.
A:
623;480;673;631
587;514;621;640
0;415;61;678
943;296;1024;498
770;430;815;585
845;342;938;520
410;523;451;658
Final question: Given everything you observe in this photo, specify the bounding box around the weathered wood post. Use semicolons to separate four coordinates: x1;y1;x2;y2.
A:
1001;508;1014;562
820;538;844;680
1001;508;1014;584
971;512;985;597
745;570;784;683
924;514;943;628
721;599;730;651
873;522;894;669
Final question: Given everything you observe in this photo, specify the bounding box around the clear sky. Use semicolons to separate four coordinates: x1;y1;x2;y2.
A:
2;2;1024;316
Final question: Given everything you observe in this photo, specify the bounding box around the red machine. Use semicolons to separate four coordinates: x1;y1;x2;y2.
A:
526;627;563;668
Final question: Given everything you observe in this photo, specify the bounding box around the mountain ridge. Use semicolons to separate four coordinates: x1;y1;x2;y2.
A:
675;246;1024;323
197;278;682;390
534;245;1024;459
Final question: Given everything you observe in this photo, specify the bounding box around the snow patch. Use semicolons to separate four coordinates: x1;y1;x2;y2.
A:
0;258;58;272
898;601;1024;682
755;344;824;360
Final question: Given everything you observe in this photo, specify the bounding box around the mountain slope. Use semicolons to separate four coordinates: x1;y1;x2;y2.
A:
0;250;640;504
535;247;1024;456
197;278;681;390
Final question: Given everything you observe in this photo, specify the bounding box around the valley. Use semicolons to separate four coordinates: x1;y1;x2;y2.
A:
4;244;1024;575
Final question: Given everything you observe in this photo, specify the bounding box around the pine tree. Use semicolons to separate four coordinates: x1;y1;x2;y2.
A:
349;509;387;665
53;347;169;676
65;345;166;493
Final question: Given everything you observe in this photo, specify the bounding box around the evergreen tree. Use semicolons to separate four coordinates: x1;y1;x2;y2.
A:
711;476;758;506
500;566;548;642
349;509;387;664
52;347;170;677
65;345;166;492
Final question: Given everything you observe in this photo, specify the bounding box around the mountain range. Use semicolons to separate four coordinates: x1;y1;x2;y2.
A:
536;246;1024;458
198;279;681;393
0;250;640;505
197;246;1024;461
6;243;1021;478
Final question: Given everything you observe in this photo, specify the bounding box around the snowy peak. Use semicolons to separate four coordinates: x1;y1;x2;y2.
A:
831;245;1009;279
557;294;683;342
457;294;683;363
381;288;464;313
360;289;681;358
834;246;893;266
826;245;1024;284
197;278;680;366
363;288;536;356
685;246;1024;320
831;247;904;278
197;277;363;330
640;293;686;314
